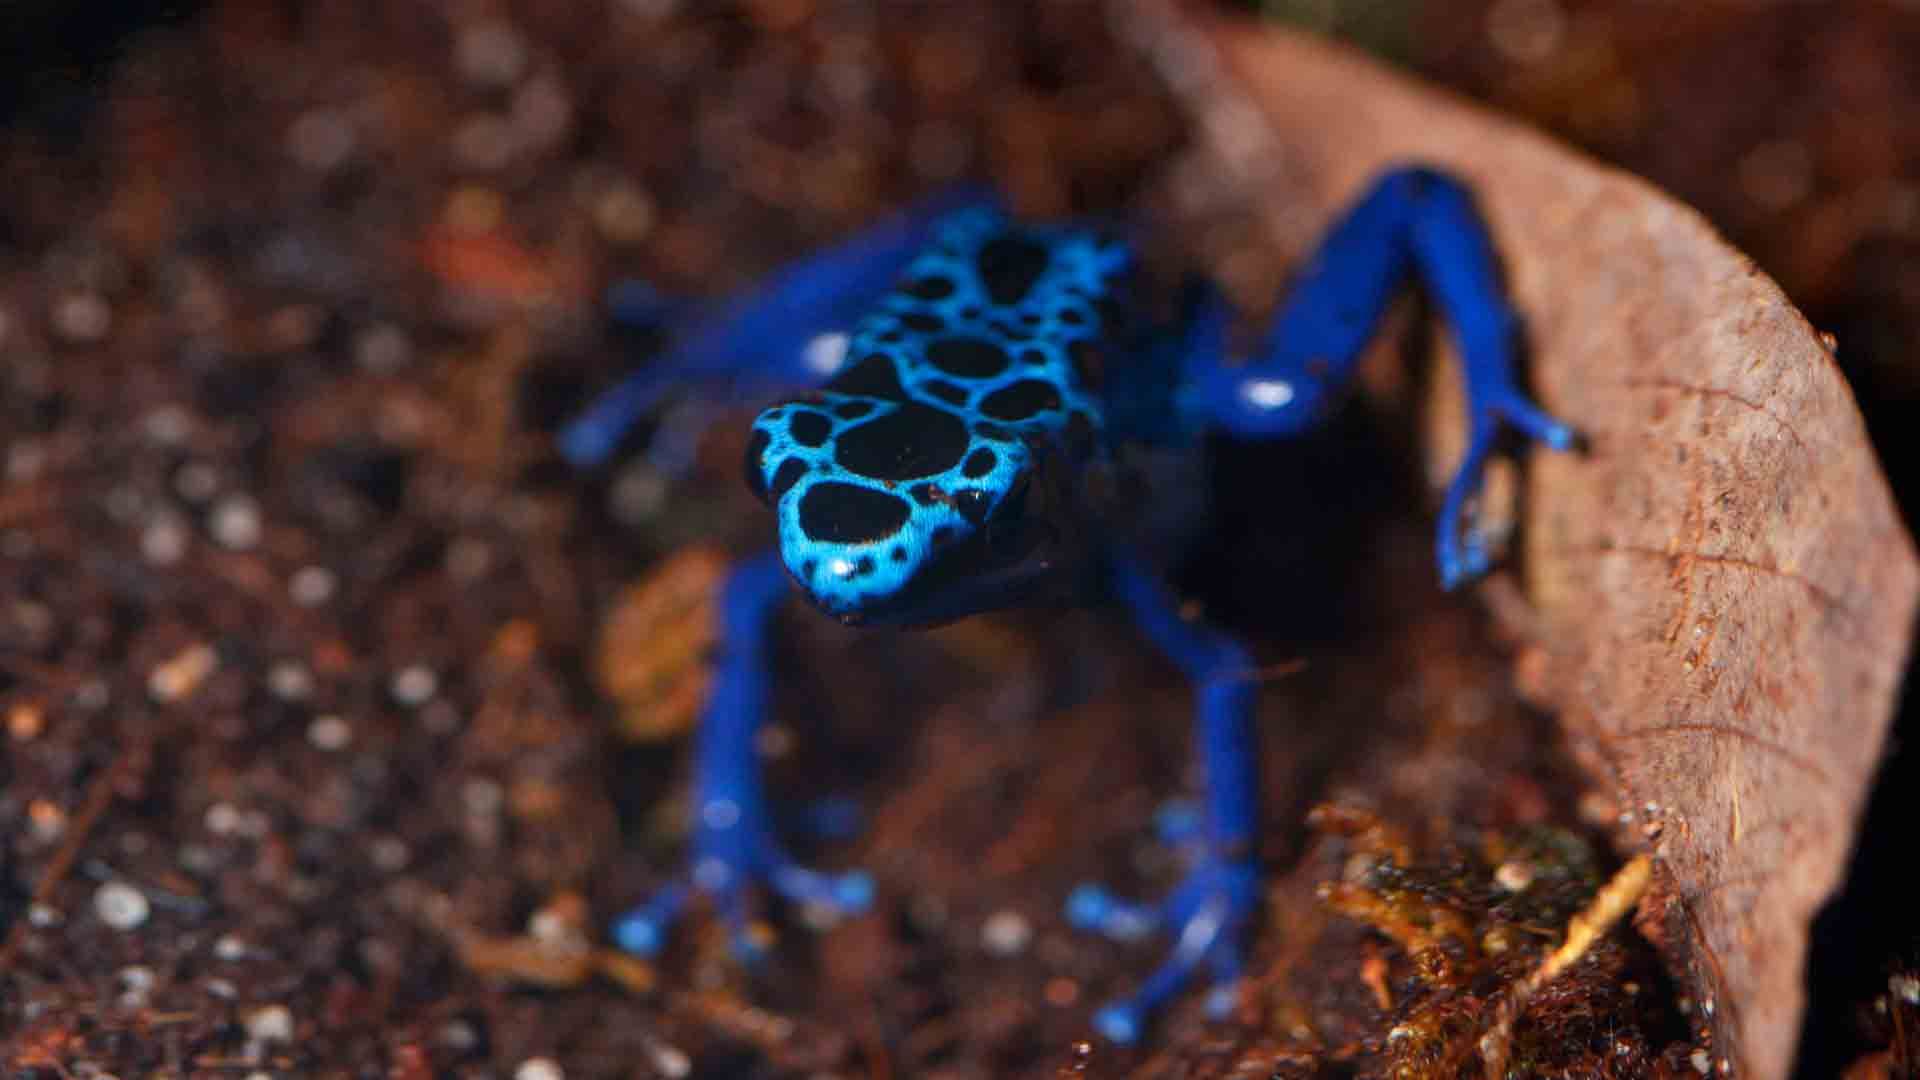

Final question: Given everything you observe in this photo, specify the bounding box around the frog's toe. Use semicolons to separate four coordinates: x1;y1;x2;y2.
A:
612;881;690;956
770;860;875;914
612;836;871;963
1066;883;1162;942
1069;854;1259;1044
1496;392;1577;452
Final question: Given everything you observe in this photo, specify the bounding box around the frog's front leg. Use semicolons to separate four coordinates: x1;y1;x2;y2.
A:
614;550;873;959
1177;165;1575;587
1065;551;1260;1045
560;186;998;468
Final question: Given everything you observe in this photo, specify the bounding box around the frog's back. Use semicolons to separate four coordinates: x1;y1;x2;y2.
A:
746;210;1133;616
830;208;1128;436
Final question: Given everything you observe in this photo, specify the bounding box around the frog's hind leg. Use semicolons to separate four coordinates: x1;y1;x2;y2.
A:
1064;551;1261;1044
1174;165;1575;588
612;551;873;962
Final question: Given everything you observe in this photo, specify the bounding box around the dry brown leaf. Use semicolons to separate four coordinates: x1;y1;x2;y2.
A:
1119;4;1920;1076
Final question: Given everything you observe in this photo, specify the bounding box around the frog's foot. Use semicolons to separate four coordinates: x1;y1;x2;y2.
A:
613;823;873;962
1065;852;1260;1045
1436;394;1577;590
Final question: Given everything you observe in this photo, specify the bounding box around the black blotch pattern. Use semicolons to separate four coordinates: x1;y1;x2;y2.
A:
1019;347;1047;367
973;422;1015;443
802;559;817;579
1068;339;1101;386
799;482;911;544
835;402;970;481
1059;307;1086;326
923;381;969;407
891;546;908;563
927;336;1012;379
905;276;955;300
953;489;993;526
743;429;772;501
830;354;907;400
878;330;904;344
833;400;874;420
855;555;876;576
963;448;996;479
789;411;831;447
981;379;1063;422
770;458;807;499
977;232;1051;306
902;313;944;333
931;526;956;546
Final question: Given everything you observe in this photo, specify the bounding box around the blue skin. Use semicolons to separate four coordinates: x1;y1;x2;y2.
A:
563;168;1575;1044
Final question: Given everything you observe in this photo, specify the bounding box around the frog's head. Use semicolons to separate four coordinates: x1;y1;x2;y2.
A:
744;388;1077;627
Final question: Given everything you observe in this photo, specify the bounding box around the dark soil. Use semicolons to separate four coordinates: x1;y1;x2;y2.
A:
2;1;1911;1076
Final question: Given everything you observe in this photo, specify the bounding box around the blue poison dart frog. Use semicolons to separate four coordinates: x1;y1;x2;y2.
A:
561;169;1575;1044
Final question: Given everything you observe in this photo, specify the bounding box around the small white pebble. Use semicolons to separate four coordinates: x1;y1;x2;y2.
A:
141;517;191;566
267;661;314;702
1690;1049;1711;1075
528;908;582;947
204;977;238;999
94;882;151;930
437;1018;480;1053
205;802;243;836
514;1057;565;1080
289;565;337;607
287;107;357;172
307;714;352;751
27;903;61;928
1493;860;1535;893
6;441;47;482
463;777;504;816
173;461;220;502
369;835;410;872
116;966;156;1008
143;405;193;445
645;1040;691;1078
209;495;264;550
981;910;1032;956
214;934;249;961
457;19;530;87
391;665;439;706
245;1003;295;1044
353;323;412;373
52;292;112;343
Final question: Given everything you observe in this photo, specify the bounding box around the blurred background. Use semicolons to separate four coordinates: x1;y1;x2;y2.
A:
1;1;1915;1076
